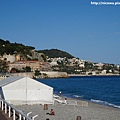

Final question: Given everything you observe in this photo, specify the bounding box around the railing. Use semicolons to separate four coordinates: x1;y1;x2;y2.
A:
0;98;32;120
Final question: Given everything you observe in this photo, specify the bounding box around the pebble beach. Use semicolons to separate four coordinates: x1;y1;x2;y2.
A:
15;97;120;120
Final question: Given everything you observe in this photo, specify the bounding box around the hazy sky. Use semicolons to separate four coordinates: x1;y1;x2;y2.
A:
0;0;120;64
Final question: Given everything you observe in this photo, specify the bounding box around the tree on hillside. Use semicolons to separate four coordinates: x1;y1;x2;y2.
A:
34;70;41;76
23;66;31;72
38;49;74;58
41;54;46;62
0;38;35;55
0;60;8;73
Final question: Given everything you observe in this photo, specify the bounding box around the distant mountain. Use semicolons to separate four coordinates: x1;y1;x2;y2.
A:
38;49;74;58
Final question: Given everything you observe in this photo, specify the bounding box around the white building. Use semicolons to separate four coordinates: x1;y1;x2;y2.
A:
0;76;54;105
79;62;85;68
1;54;16;62
101;70;107;74
50;61;58;66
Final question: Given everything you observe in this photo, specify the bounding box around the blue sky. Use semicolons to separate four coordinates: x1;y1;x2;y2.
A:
0;0;120;64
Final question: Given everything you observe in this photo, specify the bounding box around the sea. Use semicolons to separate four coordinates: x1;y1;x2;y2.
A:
37;76;120;109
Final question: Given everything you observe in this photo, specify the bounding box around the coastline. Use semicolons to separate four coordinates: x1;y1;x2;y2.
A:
38;76;120;109
57;94;120;109
68;74;120;77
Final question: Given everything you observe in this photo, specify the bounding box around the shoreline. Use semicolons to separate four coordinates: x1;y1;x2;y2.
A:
38;76;120;109
68;74;120;77
57;94;120;110
15;95;120;120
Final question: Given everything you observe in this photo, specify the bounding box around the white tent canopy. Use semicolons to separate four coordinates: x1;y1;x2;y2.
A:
0;76;54;105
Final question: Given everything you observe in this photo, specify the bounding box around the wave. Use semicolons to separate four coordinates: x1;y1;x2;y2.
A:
91;99;120;109
73;95;84;98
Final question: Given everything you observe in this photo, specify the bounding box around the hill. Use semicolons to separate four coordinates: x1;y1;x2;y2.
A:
38;49;74;58
0;38;35;55
0;38;74;59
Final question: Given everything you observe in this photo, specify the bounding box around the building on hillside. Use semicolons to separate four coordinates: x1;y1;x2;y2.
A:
8;60;41;72
1;54;16;62
0;53;26;63
50;61;58;66
79;62;85;68
25;60;41;71
8;61;26;72
40;62;52;71
0;76;54;105
15;54;21;61
101;70;107;75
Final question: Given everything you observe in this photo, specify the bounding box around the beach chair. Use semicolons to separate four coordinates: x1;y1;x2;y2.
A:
77;100;88;107
67;100;77;106
53;94;60;99
54;98;67;104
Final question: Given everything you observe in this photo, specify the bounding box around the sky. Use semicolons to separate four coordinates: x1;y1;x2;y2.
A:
0;0;120;64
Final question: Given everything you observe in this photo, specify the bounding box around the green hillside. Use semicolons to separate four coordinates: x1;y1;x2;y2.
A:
38;49;74;58
0;39;35;55
0;38;74;58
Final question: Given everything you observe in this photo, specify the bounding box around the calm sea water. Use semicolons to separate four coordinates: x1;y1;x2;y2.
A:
38;76;120;108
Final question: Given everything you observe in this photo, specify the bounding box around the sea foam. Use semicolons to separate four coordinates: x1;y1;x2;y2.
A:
73;95;84;98
91;99;120;109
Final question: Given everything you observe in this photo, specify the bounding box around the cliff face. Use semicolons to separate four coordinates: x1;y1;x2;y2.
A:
31;51;44;62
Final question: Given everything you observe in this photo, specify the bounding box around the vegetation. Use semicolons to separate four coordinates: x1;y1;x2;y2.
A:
0;39;74;60
0;39;35;55
10;66;31;73
41;53;47;62
0;38;119;75
23;66;31;72
34;70;41;76
0;60;8;73
38;49;74;58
